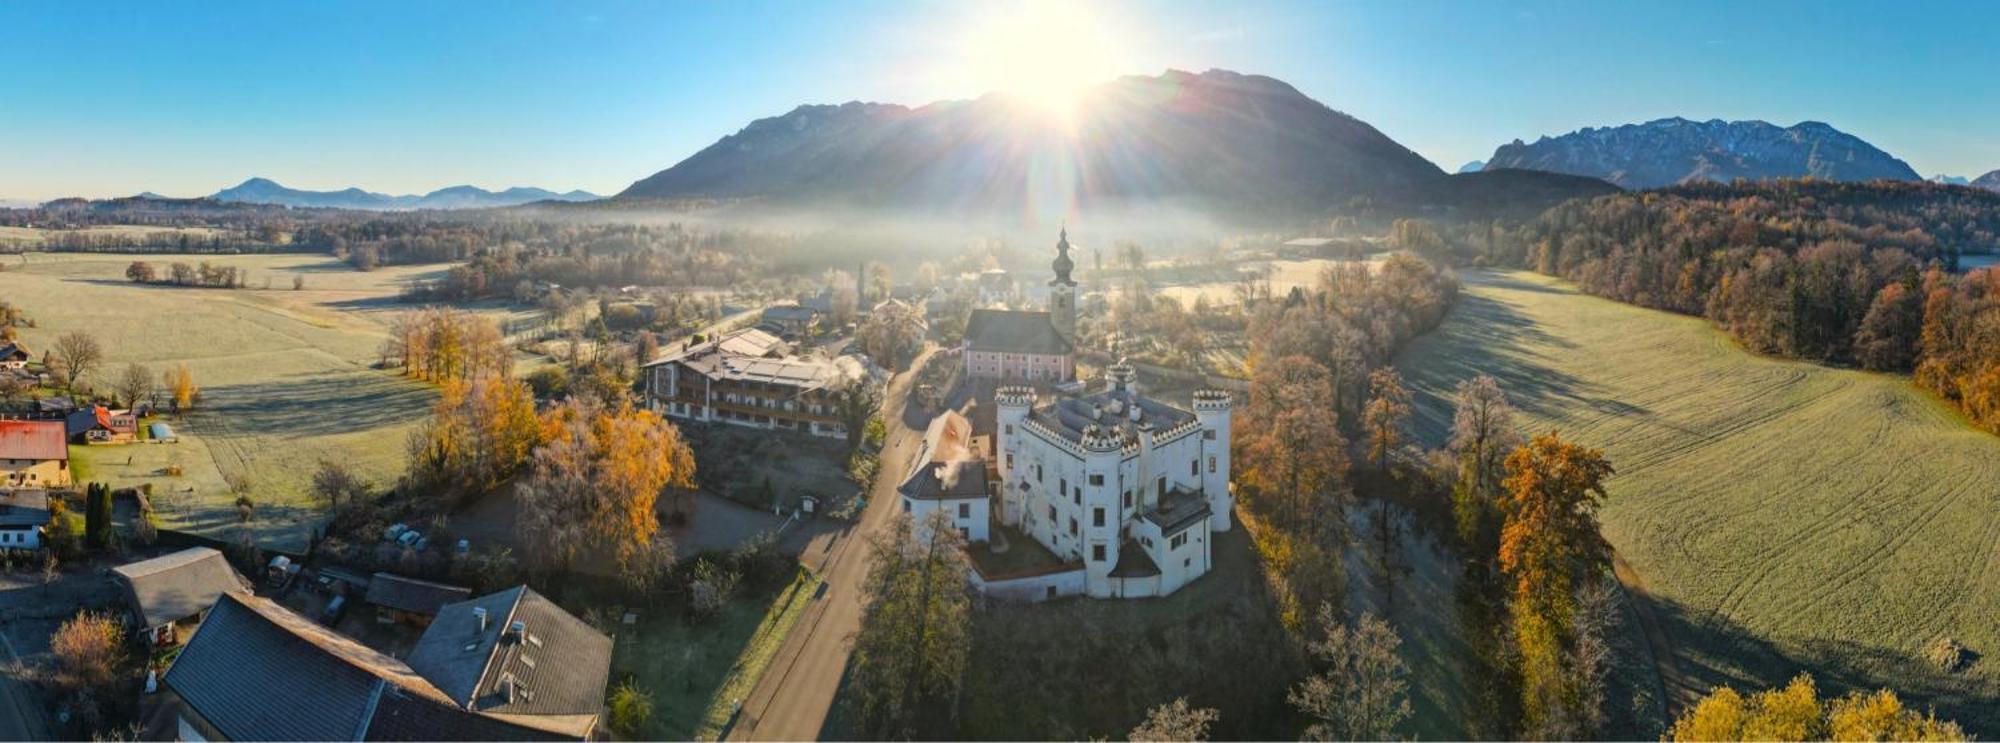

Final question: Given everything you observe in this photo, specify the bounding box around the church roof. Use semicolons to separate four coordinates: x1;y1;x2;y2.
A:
965;309;1072;355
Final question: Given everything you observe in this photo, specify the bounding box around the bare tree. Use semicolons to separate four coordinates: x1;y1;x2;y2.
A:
1290;605;1412;741
115;362;153;410
1130;697;1220;742
50;331;104;392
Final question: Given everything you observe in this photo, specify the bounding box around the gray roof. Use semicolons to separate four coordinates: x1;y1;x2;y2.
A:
965;309;1072;355
1029;389;1198;445
111;547;250;628
163;593;559;741
899;459;988;501
1109;541;1162;578
366;573;473;615
0;491;50;528
405;587;613;727
1142;489;1213;536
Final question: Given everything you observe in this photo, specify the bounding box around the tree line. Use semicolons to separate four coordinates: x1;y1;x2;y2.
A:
1505;180;2000;434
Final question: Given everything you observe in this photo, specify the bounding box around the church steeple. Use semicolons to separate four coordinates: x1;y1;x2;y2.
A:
1051;224;1076;287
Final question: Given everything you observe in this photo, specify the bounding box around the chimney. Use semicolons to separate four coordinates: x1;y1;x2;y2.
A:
473;606;488;632
507;620;526;643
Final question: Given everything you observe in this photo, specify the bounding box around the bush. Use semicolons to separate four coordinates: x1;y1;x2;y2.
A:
687;557;741;621
608;679;654;735
51;611;126;692
1926;637;1967;673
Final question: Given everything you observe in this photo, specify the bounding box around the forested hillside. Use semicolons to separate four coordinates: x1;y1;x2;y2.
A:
1507;180;2000;432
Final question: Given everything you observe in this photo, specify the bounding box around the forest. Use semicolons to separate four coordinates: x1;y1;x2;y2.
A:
1503;180;2000;433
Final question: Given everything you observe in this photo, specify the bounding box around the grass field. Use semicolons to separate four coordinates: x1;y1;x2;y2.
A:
0;224;232;248
609;568;823;741
0;252;540;548
1397;270;2000;732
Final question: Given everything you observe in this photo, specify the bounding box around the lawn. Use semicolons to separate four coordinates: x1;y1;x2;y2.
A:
956;527;1305;740
1395;270;2000;733
609;568;823;741
0;252;541;549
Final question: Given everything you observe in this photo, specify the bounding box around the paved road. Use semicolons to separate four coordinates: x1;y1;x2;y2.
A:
725;349;934;742
0;627;50;741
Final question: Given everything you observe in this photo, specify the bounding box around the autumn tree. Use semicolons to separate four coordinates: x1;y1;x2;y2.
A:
309;459;372;523
1362;367;1411;471
1129;697;1220;742
826;374;884;454
1853;279;1924;371
850;511;971;739
1499;431;1616;737
407;377;543;501
866;261;893;305
51;611;126;693
384;307;512;384
856;299;925;370
515;401;695;574
1669;674;1966;742
1448;374;1521;555
163;363;198;413
115;362;153;410
125;260;156;283
1239;355;1348;532
50;331;104;392
1289;605;1411;741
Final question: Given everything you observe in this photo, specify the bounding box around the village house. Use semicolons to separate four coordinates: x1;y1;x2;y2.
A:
991;362;1234;599
0;419;70;490
643;327;877;439
364;572;472;627
0;491;51;550
0;341;30;370
163;586;612;741
66;405;138;444
898;410;993;544
758;302;821;337
111;546;253;648
961;229;1079;382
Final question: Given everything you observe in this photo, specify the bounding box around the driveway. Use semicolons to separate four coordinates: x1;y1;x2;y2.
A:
725;347;934;741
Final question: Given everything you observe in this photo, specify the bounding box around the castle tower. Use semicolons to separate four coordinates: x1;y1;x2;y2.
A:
1049;226;1078;343
1192;389;1234;532
1079;422;1126;592
994;386;1036;527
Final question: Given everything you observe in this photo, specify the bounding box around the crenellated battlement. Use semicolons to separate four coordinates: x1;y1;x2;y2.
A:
995;386;1036;408
1191;389;1233;412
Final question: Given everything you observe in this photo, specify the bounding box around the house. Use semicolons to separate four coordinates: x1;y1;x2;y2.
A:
643;328;878;439
0;341;29;370
961;229;1079;382
111;546;252;647
163;591;602;741
898;410;992;544
991;362;1234;599
404;586;616;739
0;420;69;490
758;302;820;337
66;405;137;444
365;572;472;626
0;491;51;550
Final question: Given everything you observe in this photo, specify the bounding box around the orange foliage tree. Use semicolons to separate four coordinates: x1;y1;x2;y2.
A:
1498;430;1616;737
515;401;696;574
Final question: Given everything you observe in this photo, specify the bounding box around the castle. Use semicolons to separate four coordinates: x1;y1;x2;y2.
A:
992;362;1234;599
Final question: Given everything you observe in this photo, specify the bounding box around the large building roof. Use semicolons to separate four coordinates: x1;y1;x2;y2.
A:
0;420;66;461
900;410;988;501
965;309;1072;355
163;593;560;741
405;586;613;738
365;572;473;615
111;547;250;628
0;490;50;528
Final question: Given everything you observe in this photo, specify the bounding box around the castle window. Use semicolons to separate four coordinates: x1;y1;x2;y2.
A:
1092;544;1106;562
1191;459;1198;476
1170;532;1188;550
1048;504;1056;521
1092;508;1105;527
1073;487;1080;505
1156;477;1166;498
1205;429;1216;440
1069;517;1077;536
1209;456;1217;473
958;503;971;519
1088;473;1104;486
1005;424;1013;435
1036;464;1043;482
1059;477;1066;496
1123;490;1132;509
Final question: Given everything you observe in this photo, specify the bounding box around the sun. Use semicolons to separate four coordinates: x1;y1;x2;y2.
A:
955;1;1127;123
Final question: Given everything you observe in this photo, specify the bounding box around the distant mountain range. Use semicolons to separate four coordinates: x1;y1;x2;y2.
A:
618;69;1603;220
1457;160;1485;174
1481;117;1920;190
211;177;600;210
1974;170;2000;193
1930;174;1971;186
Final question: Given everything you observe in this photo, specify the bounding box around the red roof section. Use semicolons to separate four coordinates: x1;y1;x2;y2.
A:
0;420;68;461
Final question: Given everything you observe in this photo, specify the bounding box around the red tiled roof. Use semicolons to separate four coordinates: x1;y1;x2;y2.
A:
0;420;66;461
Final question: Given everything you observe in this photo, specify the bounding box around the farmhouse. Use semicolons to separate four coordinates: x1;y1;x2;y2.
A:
0;491;51;550
364;572;472;626
164;588;611;741
961;229;1079;382
898;410;993;544
66;405;137;444
0;341;29;369
992;362;1234;599
0;419;69;490
643;327;877;439
112;546;253;647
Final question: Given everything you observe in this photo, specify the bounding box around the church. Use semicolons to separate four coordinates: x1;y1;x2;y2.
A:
960;228;1080;382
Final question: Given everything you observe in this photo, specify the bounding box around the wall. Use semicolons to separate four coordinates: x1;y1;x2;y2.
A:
969;564;1085;603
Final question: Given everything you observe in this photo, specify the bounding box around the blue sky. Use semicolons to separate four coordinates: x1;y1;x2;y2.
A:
4;0;1997;201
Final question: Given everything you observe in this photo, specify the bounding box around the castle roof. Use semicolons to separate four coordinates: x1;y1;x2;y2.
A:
1028;388;1196;446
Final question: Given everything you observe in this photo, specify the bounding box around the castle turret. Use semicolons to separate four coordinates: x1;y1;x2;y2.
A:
1192;389;1234;532
994;386;1035;527
1105;358;1138;396
1049;227;1078;343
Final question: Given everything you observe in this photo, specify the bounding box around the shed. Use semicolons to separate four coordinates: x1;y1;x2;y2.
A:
365;572;472;625
111;547;252;647
149;422;175;441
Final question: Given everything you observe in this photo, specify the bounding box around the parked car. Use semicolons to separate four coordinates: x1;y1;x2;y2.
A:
321;595;348;625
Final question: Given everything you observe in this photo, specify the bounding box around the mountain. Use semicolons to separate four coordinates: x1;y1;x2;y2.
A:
1457;160;1486;174
1974;170;2000;193
1930;174;1971;186
619;69;1456;219
1481;118;1920;190
212;177;600;210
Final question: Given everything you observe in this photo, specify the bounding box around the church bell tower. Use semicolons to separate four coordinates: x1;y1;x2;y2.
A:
1050;226;1078;343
